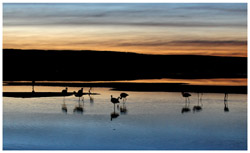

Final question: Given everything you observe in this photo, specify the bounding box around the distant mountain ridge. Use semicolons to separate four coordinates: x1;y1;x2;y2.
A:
3;49;247;81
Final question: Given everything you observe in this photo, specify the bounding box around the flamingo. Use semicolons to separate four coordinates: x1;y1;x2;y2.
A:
111;95;120;109
182;92;191;103
62;87;68;95
120;93;129;102
110;95;120;121
111;95;120;104
74;88;84;101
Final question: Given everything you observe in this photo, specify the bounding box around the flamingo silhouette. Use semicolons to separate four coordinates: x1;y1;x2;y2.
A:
110;95;120;121
74;88;84;101
111;95;120;104
182;92;191;103
62;87;68;95
111;95;120;109
120;93;129;102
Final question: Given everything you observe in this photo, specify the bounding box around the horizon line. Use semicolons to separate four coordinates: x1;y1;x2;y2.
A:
3;48;247;58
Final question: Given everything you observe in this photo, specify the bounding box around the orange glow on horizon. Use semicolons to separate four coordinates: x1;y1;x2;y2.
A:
3;78;247;86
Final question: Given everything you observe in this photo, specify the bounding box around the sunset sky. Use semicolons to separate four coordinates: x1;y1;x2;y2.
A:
3;3;247;57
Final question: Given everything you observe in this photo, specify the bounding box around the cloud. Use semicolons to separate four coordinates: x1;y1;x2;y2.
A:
3;3;247;28
176;4;247;13
116;40;247;47
170;40;247;46
3;19;246;28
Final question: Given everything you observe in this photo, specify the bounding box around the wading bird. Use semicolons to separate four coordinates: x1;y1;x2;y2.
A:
120;93;129;102
62;87;68;95
182;92;191;103
111;95;120;104
74;88;84;101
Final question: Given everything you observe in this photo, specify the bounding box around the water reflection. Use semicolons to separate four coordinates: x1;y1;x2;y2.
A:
193;93;203;113
3;86;247;150
120;102;127;114
110;93;130;120
74;99;84;114
181;101;191;114
110;111;119;121
89;95;94;104
224;93;229;101
224;101;229;112
224;93;229;112
61;97;68;113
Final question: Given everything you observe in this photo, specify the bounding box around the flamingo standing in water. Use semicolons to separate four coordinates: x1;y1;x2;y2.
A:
110;95;120;121
74;88;84;101
182;92;191;103
62;87;68;95
111;95;120;109
120;93;129;102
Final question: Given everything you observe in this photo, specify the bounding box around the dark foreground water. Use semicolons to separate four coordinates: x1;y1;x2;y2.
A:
3;86;247;150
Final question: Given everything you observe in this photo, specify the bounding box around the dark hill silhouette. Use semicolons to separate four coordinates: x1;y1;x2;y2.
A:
3;49;247;81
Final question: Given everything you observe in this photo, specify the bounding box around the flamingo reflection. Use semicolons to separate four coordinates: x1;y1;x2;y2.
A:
61;97;68;113
87;87;94;104
193;92;203;113
224;93;228;101
120;102;128;114
74;97;84;114
61;87;68;113
224;97;229;112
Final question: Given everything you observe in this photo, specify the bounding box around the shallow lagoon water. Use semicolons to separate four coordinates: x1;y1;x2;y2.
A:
3;86;247;150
